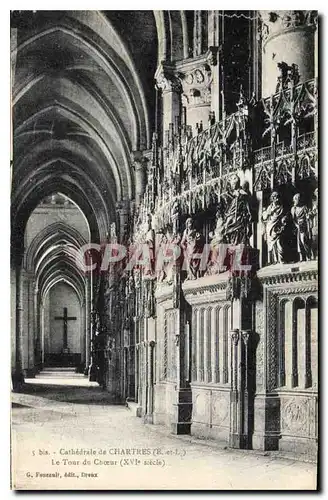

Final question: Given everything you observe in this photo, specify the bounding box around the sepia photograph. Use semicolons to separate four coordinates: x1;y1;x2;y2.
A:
10;9;319;490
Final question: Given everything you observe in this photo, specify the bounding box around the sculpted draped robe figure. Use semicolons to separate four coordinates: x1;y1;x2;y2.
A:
219;174;252;246
145;214;155;276
310;188;318;258
291;193;313;262
208;211;225;275
262;191;287;264
181;217;204;280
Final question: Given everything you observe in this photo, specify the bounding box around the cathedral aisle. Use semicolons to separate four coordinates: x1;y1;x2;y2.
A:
11;377;316;491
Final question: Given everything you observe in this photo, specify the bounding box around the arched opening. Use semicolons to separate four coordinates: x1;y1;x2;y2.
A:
11;10;155;389
42;281;83;369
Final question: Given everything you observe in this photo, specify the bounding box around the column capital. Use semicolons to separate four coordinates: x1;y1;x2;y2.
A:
241;330;252;345
155;63;182;94
230;329;240;346
206;46;219;67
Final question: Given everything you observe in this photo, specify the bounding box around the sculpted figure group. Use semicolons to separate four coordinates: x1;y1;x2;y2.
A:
262;190;317;264
146;174;317;285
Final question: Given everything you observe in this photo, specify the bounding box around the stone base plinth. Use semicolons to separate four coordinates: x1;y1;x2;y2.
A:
279;436;317;458
191;422;229;443
170;389;192;435
171;421;191;435
12;369;25;392
252;433;280;451
253;394;280;451
229;433;249;449
127;400;142;417
23;368;36;378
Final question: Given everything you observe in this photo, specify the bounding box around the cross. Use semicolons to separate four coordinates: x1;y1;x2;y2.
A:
54;307;77;351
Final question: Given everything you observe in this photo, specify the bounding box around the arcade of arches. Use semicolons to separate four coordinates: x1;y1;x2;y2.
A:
11;10;318;458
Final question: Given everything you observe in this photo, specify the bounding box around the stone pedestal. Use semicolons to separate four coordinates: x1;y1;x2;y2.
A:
252;394;280;450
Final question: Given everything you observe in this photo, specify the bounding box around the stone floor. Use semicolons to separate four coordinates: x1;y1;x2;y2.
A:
11;371;317;491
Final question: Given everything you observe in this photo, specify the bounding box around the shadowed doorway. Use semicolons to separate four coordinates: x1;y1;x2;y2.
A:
42;282;84;369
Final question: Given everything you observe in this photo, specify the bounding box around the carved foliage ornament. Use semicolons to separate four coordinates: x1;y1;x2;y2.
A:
155;66;182;94
259;11;318;44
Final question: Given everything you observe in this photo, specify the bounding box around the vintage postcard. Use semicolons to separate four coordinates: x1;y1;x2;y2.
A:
10;9;318;490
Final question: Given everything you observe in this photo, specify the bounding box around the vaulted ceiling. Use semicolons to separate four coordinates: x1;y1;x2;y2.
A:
11;10;189;270
11;10;159;257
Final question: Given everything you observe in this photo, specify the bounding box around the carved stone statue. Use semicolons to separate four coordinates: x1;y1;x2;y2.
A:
170;198;180;235
208;210;225;275
310;188;318;258
219;174;252;246
262;191;288;264
181;217;204;279
291;193;313;262
155;231;167;283
210;210;225;246
144;278;155;318
276;61;300;92
145;213;155;276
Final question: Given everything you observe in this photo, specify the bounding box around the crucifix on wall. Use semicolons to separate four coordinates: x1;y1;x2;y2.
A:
54;307;77;353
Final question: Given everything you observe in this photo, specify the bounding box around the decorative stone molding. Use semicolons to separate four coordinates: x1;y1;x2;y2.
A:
206;46;219;67
259;11;318;45
179;63;212;107
257;261;318;288
155;63;182;94
261;262;318;392
182;273;228;305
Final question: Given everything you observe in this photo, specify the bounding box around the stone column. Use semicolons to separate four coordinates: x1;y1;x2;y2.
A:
11;265;17;383
170;256;192;435
33;285;41;371
155;62;182;145
145;340;155;424
229;326;254;450
227;247;258;448
260;11;317;97
252;287;280;451
23;271;36;377
116;200;130;241
12;263;25;390
229;328;240;447
84;279;90;374
135;342;140;410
